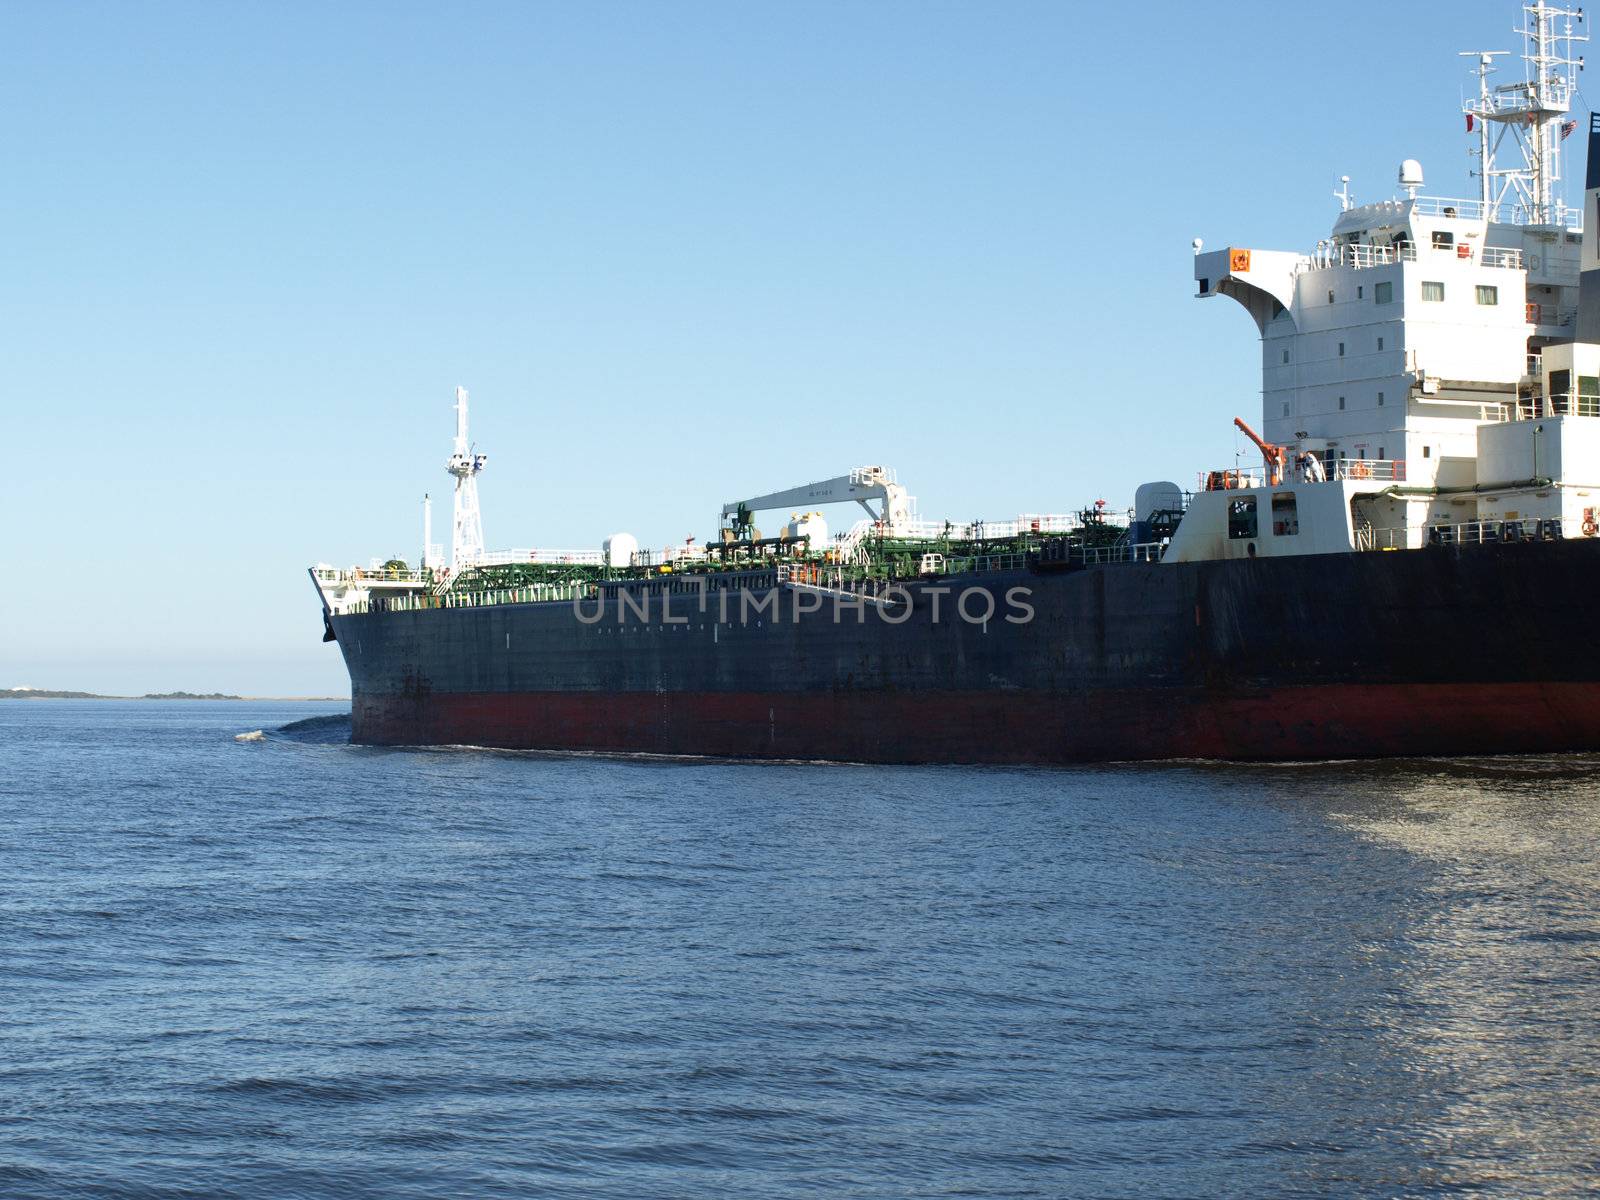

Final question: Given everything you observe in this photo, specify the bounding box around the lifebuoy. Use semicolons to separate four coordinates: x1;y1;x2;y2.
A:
1583;520;1598;537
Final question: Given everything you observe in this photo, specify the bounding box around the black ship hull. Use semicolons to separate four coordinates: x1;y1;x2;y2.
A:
329;540;1600;763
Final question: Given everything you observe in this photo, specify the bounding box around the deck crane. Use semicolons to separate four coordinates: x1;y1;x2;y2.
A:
720;466;914;541
1233;417;1289;487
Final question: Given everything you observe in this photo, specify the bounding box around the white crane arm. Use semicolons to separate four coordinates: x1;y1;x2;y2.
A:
721;466;913;534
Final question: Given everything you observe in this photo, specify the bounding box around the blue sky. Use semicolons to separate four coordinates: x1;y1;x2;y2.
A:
1;0;1555;694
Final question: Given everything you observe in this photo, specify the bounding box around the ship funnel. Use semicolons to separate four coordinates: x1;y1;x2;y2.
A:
1398;158;1424;198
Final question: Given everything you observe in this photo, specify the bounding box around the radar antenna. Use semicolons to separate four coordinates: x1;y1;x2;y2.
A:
1460;3;1586;226
447;386;488;569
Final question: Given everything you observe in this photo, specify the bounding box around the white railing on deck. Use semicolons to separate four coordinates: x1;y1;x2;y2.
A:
965;513;1085;538
1529;391;1600;418
1352;515;1588;551
1357;515;1579;550
1330;243;1416;269
1330;458;1406;482
1410;196;1490;221
1199;467;1268;491
1481;246;1523;269
313;565;429;586
851;513;1088;542
345;579;597;615
473;548;605;567
1201;459;1406;490
1410;193;1581;231
1306;240;1524;272
1076;542;1164;565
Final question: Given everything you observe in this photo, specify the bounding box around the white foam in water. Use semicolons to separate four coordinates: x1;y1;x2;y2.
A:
234;730;266;742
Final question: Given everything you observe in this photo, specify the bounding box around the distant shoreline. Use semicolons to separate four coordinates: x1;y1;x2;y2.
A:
3;690;348;702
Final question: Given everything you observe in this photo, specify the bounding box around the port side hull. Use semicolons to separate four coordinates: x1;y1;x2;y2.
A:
331;540;1600;763
351;682;1600;763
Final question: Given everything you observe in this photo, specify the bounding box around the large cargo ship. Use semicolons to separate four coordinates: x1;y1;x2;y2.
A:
312;2;1600;762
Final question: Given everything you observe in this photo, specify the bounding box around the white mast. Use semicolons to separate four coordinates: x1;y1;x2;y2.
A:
447;386;487;570
1460;50;1510;210
421;493;433;570
1461;2;1586;225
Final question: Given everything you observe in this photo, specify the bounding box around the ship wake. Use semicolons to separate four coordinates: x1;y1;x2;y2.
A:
273;712;353;743
233;713;352;745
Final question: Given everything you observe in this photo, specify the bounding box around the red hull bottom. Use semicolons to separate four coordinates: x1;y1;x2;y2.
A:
353;683;1600;763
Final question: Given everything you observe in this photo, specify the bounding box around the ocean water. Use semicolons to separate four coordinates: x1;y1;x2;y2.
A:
2;702;1600;1198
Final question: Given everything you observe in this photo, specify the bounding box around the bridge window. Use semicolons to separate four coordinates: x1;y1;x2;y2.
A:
1358;285;1365;299
1378;391;1385;406
1432;231;1454;249
1338;396;1346;410
1338;342;1345;357
1271;492;1299;537
1327;290;1335;304
1581;375;1600;417
1422;281;1445;302
1375;281;1393;304
1228;497;1259;540
1282;349;1290;363
1552;368;1572;414
1377;336;1384;350
1477;285;1499;306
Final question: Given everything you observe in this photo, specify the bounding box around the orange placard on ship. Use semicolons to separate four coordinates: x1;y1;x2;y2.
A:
1229;248;1252;272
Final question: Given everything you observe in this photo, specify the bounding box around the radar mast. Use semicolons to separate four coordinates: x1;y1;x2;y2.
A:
1461;1;1587;226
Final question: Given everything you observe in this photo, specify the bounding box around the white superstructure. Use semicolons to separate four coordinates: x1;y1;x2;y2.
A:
1173;1;1600;563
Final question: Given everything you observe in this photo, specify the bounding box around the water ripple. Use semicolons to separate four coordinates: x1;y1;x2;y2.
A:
0;701;1597;1198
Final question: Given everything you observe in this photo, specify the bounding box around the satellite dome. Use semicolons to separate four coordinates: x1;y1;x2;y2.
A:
1398;158;1424;191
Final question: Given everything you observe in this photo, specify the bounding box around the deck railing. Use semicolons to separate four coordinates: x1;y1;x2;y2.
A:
1200;458;1406;490
1354;515;1581;551
1425;517;1573;546
1073;542;1164;565
1410;193;1581;231
343;579;597;615
473;548;606;567
1330;458;1406;482
312;565;430;586
1307;239;1527;272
